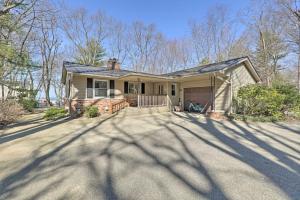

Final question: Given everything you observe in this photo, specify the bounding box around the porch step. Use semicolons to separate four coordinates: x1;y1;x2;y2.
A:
117;106;169;116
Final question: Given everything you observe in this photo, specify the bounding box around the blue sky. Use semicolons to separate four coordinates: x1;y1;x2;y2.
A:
64;0;251;38
48;0;252;100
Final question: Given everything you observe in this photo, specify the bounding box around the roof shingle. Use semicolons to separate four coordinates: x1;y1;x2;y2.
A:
63;57;252;79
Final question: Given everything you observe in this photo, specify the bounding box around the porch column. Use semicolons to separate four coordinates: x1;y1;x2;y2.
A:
137;78;141;108
166;82;170;111
210;75;216;112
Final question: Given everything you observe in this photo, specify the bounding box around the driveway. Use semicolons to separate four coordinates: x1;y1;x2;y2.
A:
0;112;299;200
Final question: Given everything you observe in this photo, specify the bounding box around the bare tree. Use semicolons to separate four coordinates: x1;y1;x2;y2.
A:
38;13;60;106
61;8;108;65
189;5;237;64
277;0;300;90
0;0;41;100
106;19;129;64
127;22;162;72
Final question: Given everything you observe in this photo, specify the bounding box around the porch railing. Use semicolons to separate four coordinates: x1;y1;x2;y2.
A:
110;99;128;114
138;95;167;107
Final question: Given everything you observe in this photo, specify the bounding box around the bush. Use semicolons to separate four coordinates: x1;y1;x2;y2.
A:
20;98;38;112
44;108;67;120
235;84;285;120
85;106;99;118
273;83;300;111
0;100;23;127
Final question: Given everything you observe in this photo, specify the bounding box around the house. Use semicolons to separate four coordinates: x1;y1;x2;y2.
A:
0;81;30;100
61;57;260;115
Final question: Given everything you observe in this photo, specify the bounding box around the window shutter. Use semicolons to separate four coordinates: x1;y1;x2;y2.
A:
141;83;145;94
124;81;128;94
110;80;115;98
87;78;93;98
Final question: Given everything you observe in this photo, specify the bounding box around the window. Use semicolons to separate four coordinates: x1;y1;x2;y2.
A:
128;82;139;94
158;85;164;95
171;83;176;96
87;78;93;98
94;80;108;97
141;83;145;94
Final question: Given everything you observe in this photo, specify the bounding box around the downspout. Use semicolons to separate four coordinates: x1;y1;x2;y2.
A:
213;74;216;112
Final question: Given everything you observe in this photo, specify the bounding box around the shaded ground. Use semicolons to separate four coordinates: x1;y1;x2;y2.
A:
0;111;299;200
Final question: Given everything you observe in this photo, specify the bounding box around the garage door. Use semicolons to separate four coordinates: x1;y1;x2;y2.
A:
184;87;212;111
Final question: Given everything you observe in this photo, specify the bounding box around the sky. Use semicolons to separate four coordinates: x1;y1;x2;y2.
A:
48;0;252;100
63;0;251;39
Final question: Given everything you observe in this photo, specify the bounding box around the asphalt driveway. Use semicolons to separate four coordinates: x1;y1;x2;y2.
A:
0;112;299;200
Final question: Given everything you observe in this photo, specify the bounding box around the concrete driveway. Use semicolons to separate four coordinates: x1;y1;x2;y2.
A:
0;112;299;200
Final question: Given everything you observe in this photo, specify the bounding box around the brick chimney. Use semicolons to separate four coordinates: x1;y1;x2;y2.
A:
107;58;120;71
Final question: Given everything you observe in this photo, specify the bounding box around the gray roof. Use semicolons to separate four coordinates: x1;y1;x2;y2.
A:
63;61;164;78
63;57;258;80
164;57;249;77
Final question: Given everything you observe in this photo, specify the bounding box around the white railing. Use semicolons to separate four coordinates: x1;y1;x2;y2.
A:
138;95;167;107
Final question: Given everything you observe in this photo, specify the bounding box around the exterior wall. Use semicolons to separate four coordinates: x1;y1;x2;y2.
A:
67;74;170;113
165;82;180;110
217;63;257;113
227;63;257;97
71;75;86;99
71;75;173;100
71;75;124;100
214;79;230;112
115;80;124;99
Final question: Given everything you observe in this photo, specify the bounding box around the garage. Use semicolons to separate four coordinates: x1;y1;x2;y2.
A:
184;87;212;112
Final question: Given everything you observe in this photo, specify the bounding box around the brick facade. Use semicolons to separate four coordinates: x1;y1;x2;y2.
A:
66;98;126;116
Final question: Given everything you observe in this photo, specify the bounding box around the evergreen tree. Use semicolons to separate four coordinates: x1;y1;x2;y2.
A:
75;39;106;66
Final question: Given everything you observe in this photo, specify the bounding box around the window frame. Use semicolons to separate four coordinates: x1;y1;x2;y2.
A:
93;79;109;99
128;82;140;94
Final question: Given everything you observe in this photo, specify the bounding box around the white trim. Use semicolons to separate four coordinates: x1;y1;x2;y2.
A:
86;79;110;99
128;81;140;94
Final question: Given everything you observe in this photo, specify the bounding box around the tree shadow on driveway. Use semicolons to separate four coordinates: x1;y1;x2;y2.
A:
0;117;73;145
1;112;299;200
172;113;300;200
0;115;115;200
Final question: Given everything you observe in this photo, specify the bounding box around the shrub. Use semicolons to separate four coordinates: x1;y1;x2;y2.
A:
85;106;99;118
273;83;300;111
235;84;285;120
19;98;38;112
0;100;23;127
44;108;67;120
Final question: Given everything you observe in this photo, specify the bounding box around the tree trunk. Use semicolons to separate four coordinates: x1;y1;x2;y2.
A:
43;81;52;106
1;83;4;102
298;52;300;93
